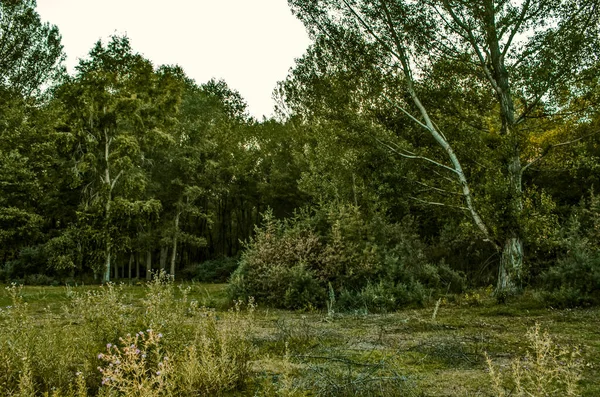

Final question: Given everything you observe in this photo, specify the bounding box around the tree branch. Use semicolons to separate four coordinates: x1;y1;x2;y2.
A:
110;169;124;191
413;180;463;196
341;0;403;60
375;137;459;174
522;130;600;174
381;94;431;132
500;0;531;59
409;196;468;211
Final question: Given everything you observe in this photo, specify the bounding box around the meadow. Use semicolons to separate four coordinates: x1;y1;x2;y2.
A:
0;276;598;396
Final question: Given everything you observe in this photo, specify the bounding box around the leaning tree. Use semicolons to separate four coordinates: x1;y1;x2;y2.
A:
287;0;600;293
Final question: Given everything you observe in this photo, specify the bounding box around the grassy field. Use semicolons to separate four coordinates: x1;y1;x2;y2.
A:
0;280;598;396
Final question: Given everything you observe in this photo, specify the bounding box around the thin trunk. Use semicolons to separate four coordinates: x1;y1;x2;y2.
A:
114;254;119;280
146;250;152;281
136;253;140;279
102;120;112;283
352;173;358;207
103;191;112;282
159;247;167;270
128;253;134;280
103;250;111;283
170;207;181;278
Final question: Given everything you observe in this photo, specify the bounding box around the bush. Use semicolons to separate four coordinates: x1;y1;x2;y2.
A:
230;205;465;311
539;193;600;307
539;245;600;307
24;273;58;286
182;257;239;283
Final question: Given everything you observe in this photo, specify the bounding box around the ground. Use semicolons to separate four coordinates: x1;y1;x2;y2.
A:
0;283;598;396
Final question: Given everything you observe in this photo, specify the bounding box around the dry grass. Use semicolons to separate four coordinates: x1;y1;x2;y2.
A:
0;283;598;396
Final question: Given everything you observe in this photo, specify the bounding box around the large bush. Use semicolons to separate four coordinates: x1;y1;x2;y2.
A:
229;204;465;310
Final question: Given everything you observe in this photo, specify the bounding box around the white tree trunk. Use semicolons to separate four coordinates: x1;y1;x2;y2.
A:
146;250;152;281
170;209;180;278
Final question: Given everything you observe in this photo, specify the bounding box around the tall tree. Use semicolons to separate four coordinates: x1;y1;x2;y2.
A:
57;36;176;282
287;0;600;293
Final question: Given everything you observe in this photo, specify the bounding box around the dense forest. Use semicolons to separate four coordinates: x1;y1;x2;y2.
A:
1;0;600;308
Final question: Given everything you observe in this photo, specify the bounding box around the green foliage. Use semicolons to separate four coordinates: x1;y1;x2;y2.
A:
230;205;465;310
229;209;326;310
0;0;65;96
0;276;256;396
181;257;238;283
539;192;600;307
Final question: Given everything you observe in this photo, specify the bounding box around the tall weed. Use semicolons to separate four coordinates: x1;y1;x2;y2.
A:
486;323;584;397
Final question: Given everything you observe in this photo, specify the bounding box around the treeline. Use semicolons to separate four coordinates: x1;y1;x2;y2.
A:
0;2;306;282
1;0;600;306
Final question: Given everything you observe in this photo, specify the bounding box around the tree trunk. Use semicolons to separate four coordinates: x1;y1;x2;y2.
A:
128;252;134;280
113;254;118;280
159;247;167;270
146;250;152;281
497;150;524;293
103;250;111;283
498;236;523;293
170;208;180;278
136;253;140;279
479;0;525;294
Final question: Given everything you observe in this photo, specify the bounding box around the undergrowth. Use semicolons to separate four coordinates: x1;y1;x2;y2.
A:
0;279;597;396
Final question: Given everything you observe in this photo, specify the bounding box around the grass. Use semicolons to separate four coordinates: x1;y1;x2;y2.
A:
0;281;598;396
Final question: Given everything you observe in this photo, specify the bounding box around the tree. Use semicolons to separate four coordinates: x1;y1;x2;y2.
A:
57;36;177;282
287;0;600;293
0;0;64;97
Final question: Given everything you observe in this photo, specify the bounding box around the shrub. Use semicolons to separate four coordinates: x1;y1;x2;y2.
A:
0;274;257;396
181;257;239;283
282;264;327;310
539;193;600;307
97;330;174;397
231;205;465;311
540;245;600;307
24;273;57;286
229;209;324;309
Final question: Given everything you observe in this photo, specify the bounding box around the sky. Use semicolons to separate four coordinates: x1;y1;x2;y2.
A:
36;0;312;119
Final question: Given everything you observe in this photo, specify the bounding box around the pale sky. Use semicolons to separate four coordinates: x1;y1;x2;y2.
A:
36;0;312;119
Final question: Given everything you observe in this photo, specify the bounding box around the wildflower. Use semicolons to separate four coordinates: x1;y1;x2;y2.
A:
158;333;163;338
106;343;112;349
97;353;104;359
76;371;82;377
156;371;161;376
